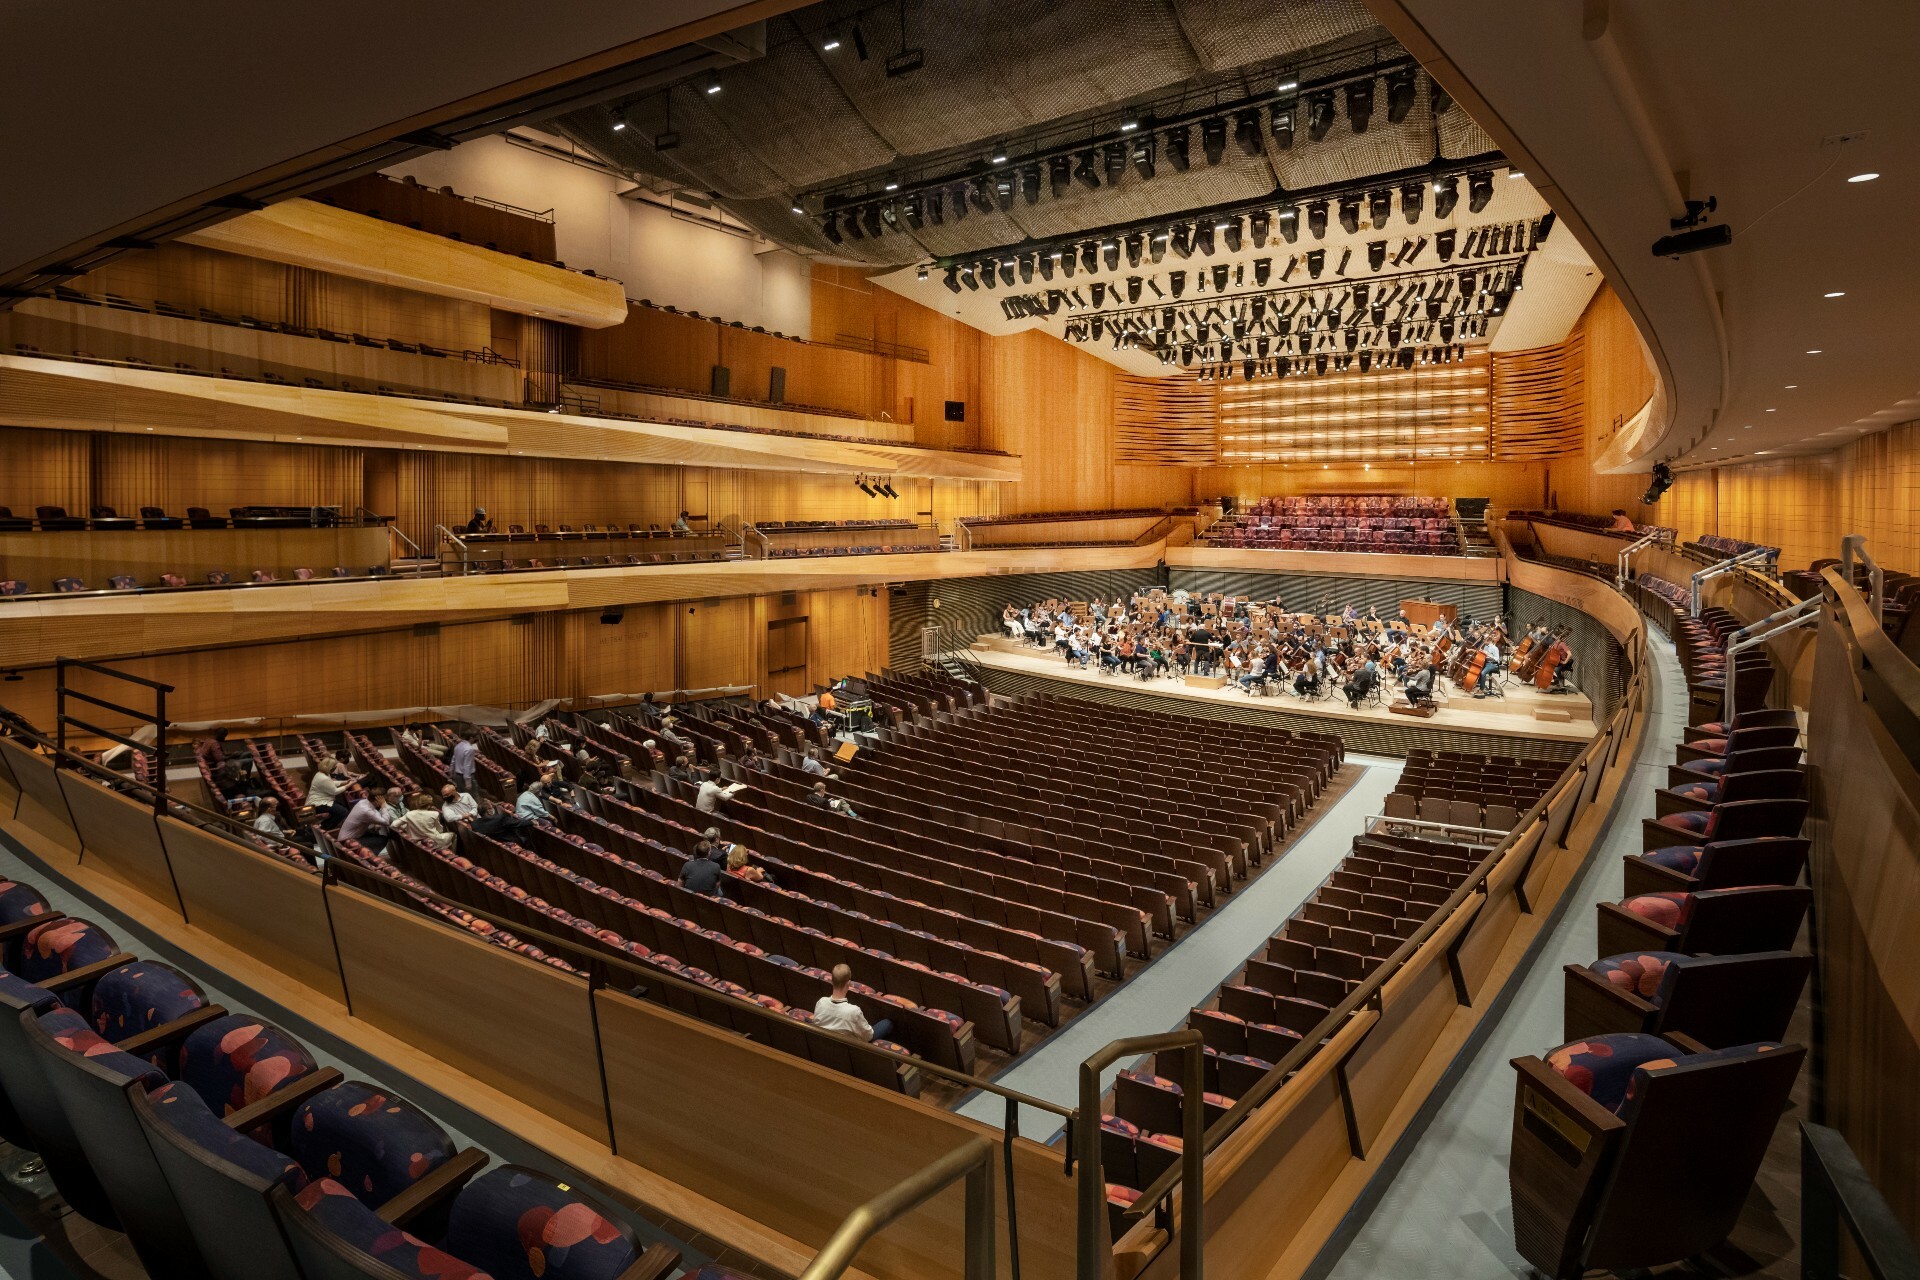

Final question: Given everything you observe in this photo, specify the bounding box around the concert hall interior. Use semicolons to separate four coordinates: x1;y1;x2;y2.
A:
1;3;1917;1279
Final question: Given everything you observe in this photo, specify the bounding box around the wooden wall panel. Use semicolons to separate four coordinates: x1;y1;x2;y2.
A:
1491;331;1585;459
0;426;90;516
1197;458;1549;509
1115;374;1217;466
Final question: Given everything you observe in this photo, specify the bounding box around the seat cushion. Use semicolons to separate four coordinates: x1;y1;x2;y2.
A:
91;961;206;1041
145;1081;307;1192
178;1013;320;1116
1545;1032;1681;1113
0;969;60;1013
1656;808;1713;833
292;1179;492;1279
1679;757;1729;777
1588;951;1689;1001
447;1165;639;1280
0;880;51;925
1692;737;1729;754
291;1081;456;1206
1618;892;1694;930
36;1008;167;1088
1638;846;1702;875
17;918;118;982
1671;781;1720;803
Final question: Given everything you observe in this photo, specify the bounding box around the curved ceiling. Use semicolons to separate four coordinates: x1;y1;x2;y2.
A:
1369;0;1920;471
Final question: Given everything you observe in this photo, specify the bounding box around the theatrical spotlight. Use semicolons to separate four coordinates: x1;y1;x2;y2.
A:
1202;116;1228;165
1276;201;1300;243
1307;90;1336;142
1073;149;1101;190
1400;181;1424;224
1533;210;1556;247
969;177;995;214
942;267;960;293
1270;101;1295;149
1126;276;1142;302
1249;210;1270;248
993;175;1015;212
1195;222;1216;256
1080;242;1098;273
1159;123;1190;172
1124;232;1144;268
1467;170;1494;213
1234;109;1262;156
1222;217;1243;253
1368;188;1392;229
1020;164;1041;205
1338;196;1361;235
1104;142;1127;187
822;213;843;244
1050;155;1073;199
1306;249;1325;279
862;204;883;238
1386;68;1417;123
1149;229;1168;263
1132;134;1156;180
1642;461;1675;505
1435;228;1457;262
1018;254;1034;283
1103;240;1120;272
856;477;877;497
1038;251;1055;280
1168;270;1187;298
1368;240;1387;271
1433;174;1459;219
1253;257;1272;286
903;195;924;230
960;264;979;290
1307;200;1329;240
1169;224;1192;259
1345;79;1374;132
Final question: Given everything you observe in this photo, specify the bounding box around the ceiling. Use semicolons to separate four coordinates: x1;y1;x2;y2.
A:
1371;0;1920;471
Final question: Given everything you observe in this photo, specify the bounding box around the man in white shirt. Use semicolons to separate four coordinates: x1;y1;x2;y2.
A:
800;748;832;778
439;784;478;826
695;768;745;814
811;964;892;1043
251;797;286;838
448;734;478;791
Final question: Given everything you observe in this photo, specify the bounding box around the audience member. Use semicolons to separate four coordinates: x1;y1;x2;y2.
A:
667;755;696;783
678;842;724;896
801;748;833;778
439;783;478;825
806;780;856;818
340;789;393;851
811;964;891;1043
251;797;286;838
515;778;552;823
305;756;355;824
472;794;525;841
400;726;446;760
672;510;692;534
726;845;769;885
695;767;745;814
393;793;456;850
449;732;478;791
463;507;494;535
1609;509;1636;532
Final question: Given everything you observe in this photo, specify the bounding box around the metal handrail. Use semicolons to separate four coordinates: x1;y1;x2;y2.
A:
435;525;470;574
1077;1030;1206;1280
1842;534;1886;624
1802;1122;1920;1280
1721;598;1820;722
1689;545;1775;615
1616;528;1662;589
798;1138;996;1280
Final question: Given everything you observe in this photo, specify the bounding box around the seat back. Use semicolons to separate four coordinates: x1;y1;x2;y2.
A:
447;1164;644;1280
1581;1043;1806;1271
1683;885;1812;954
132;1082;307;1280
271;1180;458;1280
1704;797;1808;841
1657;952;1811;1047
0;1003;123;1224
1692;837;1809;889
1713;768;1805;803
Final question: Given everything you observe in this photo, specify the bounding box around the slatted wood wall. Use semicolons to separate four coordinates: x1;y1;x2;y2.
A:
1491;330;1587;459
1115;374;1219;466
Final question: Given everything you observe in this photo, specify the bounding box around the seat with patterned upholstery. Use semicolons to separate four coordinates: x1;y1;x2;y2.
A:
53;577;86;592
1597;884;1812;958
289;1080;460;1206
0;580;28;596
206;569;232;585
1564;950;1810;1047
1624;836;1809;897
176;1012;323;1119
1510;1034;1804;1278
17;917;123;986
1656;766;1805;817
109;574;139;590
1685;708;1796;742
1640;796;1806;851
1673;743;1802;782
274;1178;494;1280
445;1164;679;1280
159;572;187;588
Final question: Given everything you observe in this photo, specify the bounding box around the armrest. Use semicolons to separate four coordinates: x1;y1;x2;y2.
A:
376;1147;488;1229
1510;1056;1625;1134
614;1242;682;1280
1594;901;1675;959
1664;1031;1710;1055
37;951;139;995
0;912;64;946
118;1004;229;1057
221;1067;343;1135
1561;964;1654;1043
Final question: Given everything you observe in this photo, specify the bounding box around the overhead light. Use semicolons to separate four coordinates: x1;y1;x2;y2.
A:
1104;142;1127;186
1345;79;1375;132
1201;117;1228;165
1847;172;1880;183
1132;136;1156;181
1399;181;1424;224
1049;155;1073;199
969;177;994;214
1073;150;1100;190
1233;110;1262;156
1433;175;1459;218
1807;349;1823;354
1164;124;1191;172
884;181;899;191
1269;102;1295;150
704;75;722;95
1467;170;1494;213
1385;68;1417;123
654;129;680;151
822;35;842;51
1248;210;1269;248
904;196;925;229
1276;77;1299;92
1368;188;1392;229
916;265;929;281
1018;165;1041;204
862;204;883;237
1785;384;1797;388
1508;170;1526;179
1120;119;1139;133
1306;91;1336;142
1338;196;1361;235
611;114;627;132
991;151;1008;163
1824;291;1845;298
1307;199;1329;239
790;202;803;214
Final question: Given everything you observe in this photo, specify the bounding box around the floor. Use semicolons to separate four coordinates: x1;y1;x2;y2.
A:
956;753;1406;1143
968;638;1598;742
1313;628;1806;1280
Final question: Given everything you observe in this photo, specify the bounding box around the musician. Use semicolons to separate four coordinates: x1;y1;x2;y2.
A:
1003;604;1025;641
1473;633;1505;698
1345;659;1379;709
1293;650;1325;698
1404;662;1438;707
1237;651;1268;693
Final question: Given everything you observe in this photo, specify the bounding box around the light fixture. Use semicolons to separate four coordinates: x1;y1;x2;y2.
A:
821;33;842;51
1276;201;1299;243
1367;188;1392;229
1345;79;1375;132
1049;155;1073;199
851;22;869;59
1338;196;1361;235
883;181;898;191
1270;102;1294;150
611;113;627;132
1306;91;1335;142
790;202;803;214
1847;172;1879;183
1120;119;1139;133
991;151;1008;163
704;74;722;96
917;265;929;281
1104;142;1127;186
1467;170;1494;213
1807;349;1823;354
1234;109;1262;156
1202;116;1228;165
1399;181;1424;224
1433;175;1459;219
1509;170;1526;179
1073;150;1100;190
1164;124;1191;172
1248;210;1269;248
822;213;843;244
862;204;883;237
1824;291;1845;298
1385;68;1417;123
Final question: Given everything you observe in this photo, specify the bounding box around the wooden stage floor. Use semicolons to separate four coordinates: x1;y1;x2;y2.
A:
965;636;1598;743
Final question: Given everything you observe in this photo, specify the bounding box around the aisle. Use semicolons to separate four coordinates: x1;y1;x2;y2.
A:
1316;632;1683;1280
955;754;1405;1143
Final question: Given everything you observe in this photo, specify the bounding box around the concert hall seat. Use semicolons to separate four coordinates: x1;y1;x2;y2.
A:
1654;766;1804;818
250;569;278;583
109;575;138;590
90;505;139;531
1563;950;1811;1047
206;570;232;585
140;506;184;530
1509;1033;1804;1278
1623;836;1809;897
159;573;187;588
36;505;88;531
1639;796;1806;851
0;506;33;531
186;506;230;529
53;577;86;592
1595;884;1812;958
0;580;28;596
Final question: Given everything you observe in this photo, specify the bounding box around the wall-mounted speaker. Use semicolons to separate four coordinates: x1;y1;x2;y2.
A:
770;366;787;403
600;607;624;625
711;365;732;397
944;400;966;422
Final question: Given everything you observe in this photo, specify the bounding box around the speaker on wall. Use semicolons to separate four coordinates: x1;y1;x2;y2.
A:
944;400;966;422
769;366;787;403
711;365;731;397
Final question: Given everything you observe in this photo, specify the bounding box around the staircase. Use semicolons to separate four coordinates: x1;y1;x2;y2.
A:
1453;497;1498;557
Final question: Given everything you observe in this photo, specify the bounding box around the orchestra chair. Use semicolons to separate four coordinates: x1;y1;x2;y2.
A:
1623;836;1809;898
1509;1033;1805;1279
1653;767;1805;821
1639;797;1806;853
1563;950;1810;1047
1595;884;1812;959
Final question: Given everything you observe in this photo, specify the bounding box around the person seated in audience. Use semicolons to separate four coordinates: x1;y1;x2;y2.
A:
1345;659;1380;708
1609;508;1637;532
678;839;725;896
305;755;356;825
448;731;478;792
340;788;394;852
726;844;770;886
514;777;552;823
399;726;446;759
737;745;769;774
251;796;287;839
695;766;745;814
211;756;260;804
471;793;525;841
667;754;696;784
637;691;666;725
1404;662;1439;707
813;964;891;1043
807;780;856;818
801;747;834;778
393;792;456;850
672;510;693;534
577;750;614;792
463;507;494;535
439;782;478;825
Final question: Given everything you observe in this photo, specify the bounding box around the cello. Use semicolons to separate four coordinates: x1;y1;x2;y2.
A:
1458;648;1490;694
1534;639;1572;690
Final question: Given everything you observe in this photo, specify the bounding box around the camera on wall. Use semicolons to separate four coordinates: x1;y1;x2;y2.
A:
1641;461;1675;505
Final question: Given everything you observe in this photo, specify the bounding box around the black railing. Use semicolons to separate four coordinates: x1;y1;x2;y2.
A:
1802;1122;1920;1280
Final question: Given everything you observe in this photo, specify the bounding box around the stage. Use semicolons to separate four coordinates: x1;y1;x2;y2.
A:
965;635;1598;744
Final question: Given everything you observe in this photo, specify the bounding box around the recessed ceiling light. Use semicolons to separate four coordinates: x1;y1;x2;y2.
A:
1824;291;1845;298
1806;349;1823;355
884;182;898;191
991;153;1007;163
1765;408;1776;413
790;204;803;214
1743;424;1753;429
1785;384;1797;389
1508;171;1525;179
611;120;627;132
1847;172;1880;183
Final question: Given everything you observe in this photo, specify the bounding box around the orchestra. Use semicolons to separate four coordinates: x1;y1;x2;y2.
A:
998;593;1578;712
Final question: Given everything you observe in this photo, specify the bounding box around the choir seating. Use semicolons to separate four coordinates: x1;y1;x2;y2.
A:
1383;748;1563;832
1202;495;1460;554
1509;1033;1804;1278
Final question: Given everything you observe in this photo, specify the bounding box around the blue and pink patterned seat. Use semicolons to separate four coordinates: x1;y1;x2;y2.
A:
448;1164;653;1280
1544;1033;1680;1113
289;1080;458;1205
1587;952;1688;1001
288;1178;493;1279
1617;892;1691;931
16;917;120;983
177;1013;321;1117
34;1007;169;1089
144;1080;309;1192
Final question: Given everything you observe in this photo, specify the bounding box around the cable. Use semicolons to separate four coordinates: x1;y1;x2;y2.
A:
1733;141;1847;238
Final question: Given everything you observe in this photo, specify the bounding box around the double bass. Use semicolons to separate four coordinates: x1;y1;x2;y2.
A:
1457;647;1491;694
1533;639;1572;690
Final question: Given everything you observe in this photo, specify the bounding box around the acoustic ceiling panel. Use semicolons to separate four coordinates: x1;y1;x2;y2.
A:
1171;0;1379;73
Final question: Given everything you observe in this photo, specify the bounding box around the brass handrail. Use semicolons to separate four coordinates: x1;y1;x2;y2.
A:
797;1137;997;1280
1077;1029;1206;1280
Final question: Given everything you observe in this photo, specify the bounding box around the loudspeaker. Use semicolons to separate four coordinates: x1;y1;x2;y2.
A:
600;607;624;625
769;366;787;403
711;365;732;397
944;400;966;422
